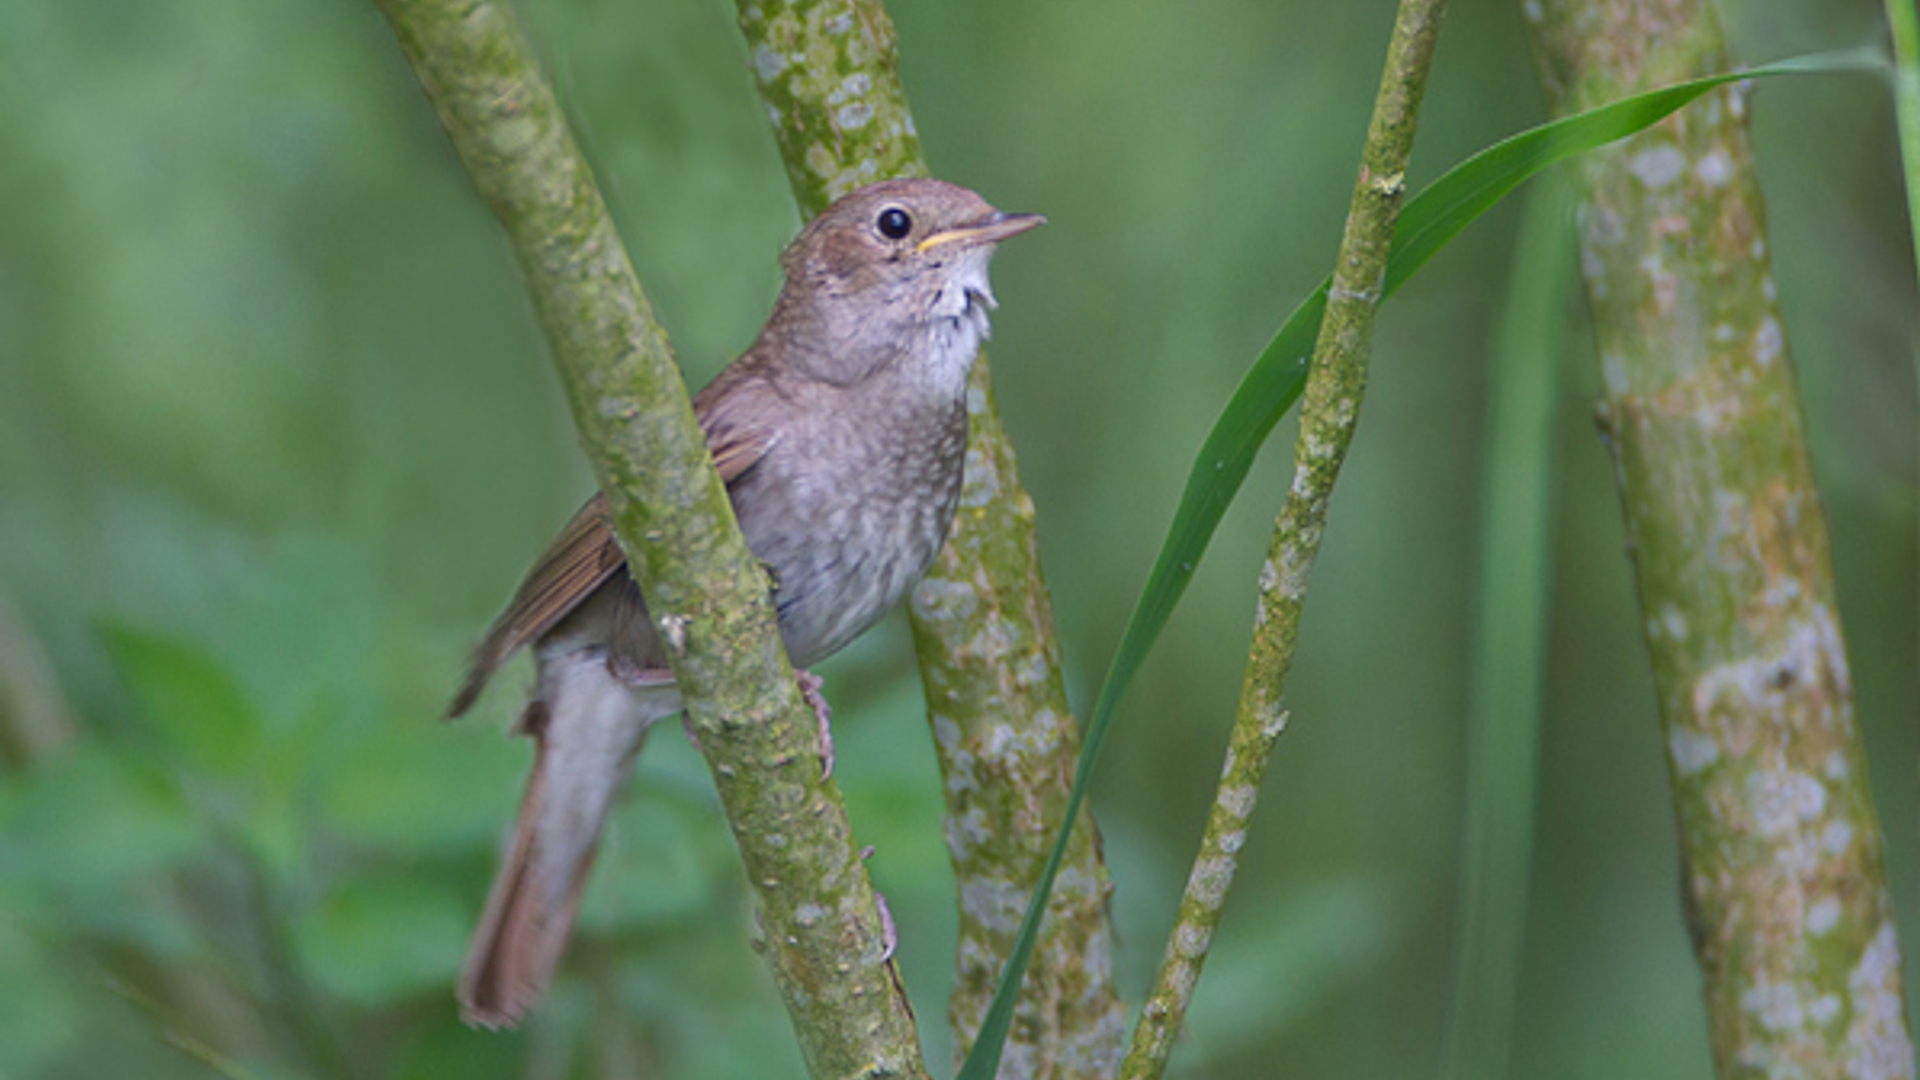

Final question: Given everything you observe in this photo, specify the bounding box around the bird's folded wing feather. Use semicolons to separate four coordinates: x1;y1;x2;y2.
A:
447;382;781;717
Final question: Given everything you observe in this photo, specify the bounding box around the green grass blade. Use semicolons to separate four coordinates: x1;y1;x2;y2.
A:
1880;0;1920;692
1882;0;1920;278
956;51;1875;1080
1438;173;1573;1080
1384;48;1878;295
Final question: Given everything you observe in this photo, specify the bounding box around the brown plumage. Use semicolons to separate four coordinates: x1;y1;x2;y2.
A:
449;178;1043;1026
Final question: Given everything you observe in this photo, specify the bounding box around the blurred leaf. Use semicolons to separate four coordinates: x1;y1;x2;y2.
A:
290;873;469;1005
233;770;307;882
0;916;84;1079
99;621;261;778
0;743;201;891
232;697;335;881
958;49;1878;1080
218;536;387;731
674;1008;809;1080
833;674;951;886
582;787;717;932
0;743;203;951
319;705;522;853
393;1015;521;1080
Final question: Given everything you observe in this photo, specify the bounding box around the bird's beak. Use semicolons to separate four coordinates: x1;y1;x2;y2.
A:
916;211;1047;253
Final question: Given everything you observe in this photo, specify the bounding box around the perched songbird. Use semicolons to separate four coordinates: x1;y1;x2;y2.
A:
448;178;1043;1026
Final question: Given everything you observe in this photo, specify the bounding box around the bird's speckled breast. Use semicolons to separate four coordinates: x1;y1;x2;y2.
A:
730;385;969;668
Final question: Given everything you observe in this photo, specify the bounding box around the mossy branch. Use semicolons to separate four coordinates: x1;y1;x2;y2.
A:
372;1;924;1074
1119;0;1448;1075
734;2;1124;1075
1524;0;1915;1074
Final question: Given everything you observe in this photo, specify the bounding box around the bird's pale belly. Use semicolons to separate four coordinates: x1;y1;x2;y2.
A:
737;428;965;668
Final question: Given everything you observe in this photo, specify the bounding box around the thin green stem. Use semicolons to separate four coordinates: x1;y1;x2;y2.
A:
0;591;74;769
1118;0;1449;1074
103;974;265;1080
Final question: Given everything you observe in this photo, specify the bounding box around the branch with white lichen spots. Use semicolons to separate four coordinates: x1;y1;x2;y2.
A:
1524;0;1914;1074
1118;0;1448;1074
374;1;927;1075
733;2;1125;1075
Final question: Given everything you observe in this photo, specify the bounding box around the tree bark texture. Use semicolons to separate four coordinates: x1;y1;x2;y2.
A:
375;2;926;1074
1524;1;1914;1075
735;3;1124;1075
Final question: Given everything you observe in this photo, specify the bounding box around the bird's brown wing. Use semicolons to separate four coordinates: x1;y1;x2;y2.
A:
446;384;781;717
696;367;783;486
447;495;626;717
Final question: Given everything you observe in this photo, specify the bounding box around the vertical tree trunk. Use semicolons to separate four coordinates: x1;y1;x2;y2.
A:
1523;2;1915;1075
734;3;1123;1075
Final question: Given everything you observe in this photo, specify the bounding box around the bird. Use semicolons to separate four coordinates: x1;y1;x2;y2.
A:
447;177;1043;1027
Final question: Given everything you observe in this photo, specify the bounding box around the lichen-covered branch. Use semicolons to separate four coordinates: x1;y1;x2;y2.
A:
911;368;1121;1079
735;3;1123;1075
1119;702;1287;1080
1523;1;1915;1075
737;0;927;210
1118;1;1447;1076
372;2;924;1075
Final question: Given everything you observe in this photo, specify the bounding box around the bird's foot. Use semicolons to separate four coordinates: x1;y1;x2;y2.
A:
858;846;898;962
795;668;834;778
875;889;897;962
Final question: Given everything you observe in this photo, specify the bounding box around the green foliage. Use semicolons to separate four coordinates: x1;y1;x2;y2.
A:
101;623;264;778
3;744;203;943
318;703;519;853
0;528;809;1076
292;874;472;1004
0;920;84;1080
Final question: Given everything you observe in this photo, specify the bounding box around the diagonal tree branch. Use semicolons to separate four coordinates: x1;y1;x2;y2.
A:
734;2;1125;1075
1524;0;1915;1074
1121;0;1448;1074
372;1;925;1075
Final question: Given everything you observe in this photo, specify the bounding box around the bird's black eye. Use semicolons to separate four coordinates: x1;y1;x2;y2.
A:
876;206;913;240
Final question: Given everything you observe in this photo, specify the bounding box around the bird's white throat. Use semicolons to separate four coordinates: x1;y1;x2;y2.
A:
923;247;998;388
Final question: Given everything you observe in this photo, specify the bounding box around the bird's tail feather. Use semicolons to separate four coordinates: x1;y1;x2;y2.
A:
457;653;677;1027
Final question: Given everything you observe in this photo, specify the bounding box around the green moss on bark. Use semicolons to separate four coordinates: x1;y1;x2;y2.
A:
374;2;924;1074
732;3;1123;1074
1524;0;1914;1073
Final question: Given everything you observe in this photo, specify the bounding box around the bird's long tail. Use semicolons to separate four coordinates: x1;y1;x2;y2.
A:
457;651;677;1027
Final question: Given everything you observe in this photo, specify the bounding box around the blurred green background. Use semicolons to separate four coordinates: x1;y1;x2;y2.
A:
1;0;1914;1077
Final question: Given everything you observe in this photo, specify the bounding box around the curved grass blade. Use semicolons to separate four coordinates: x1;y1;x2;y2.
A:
1438;173;1573;1080
956;49;1879;1080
